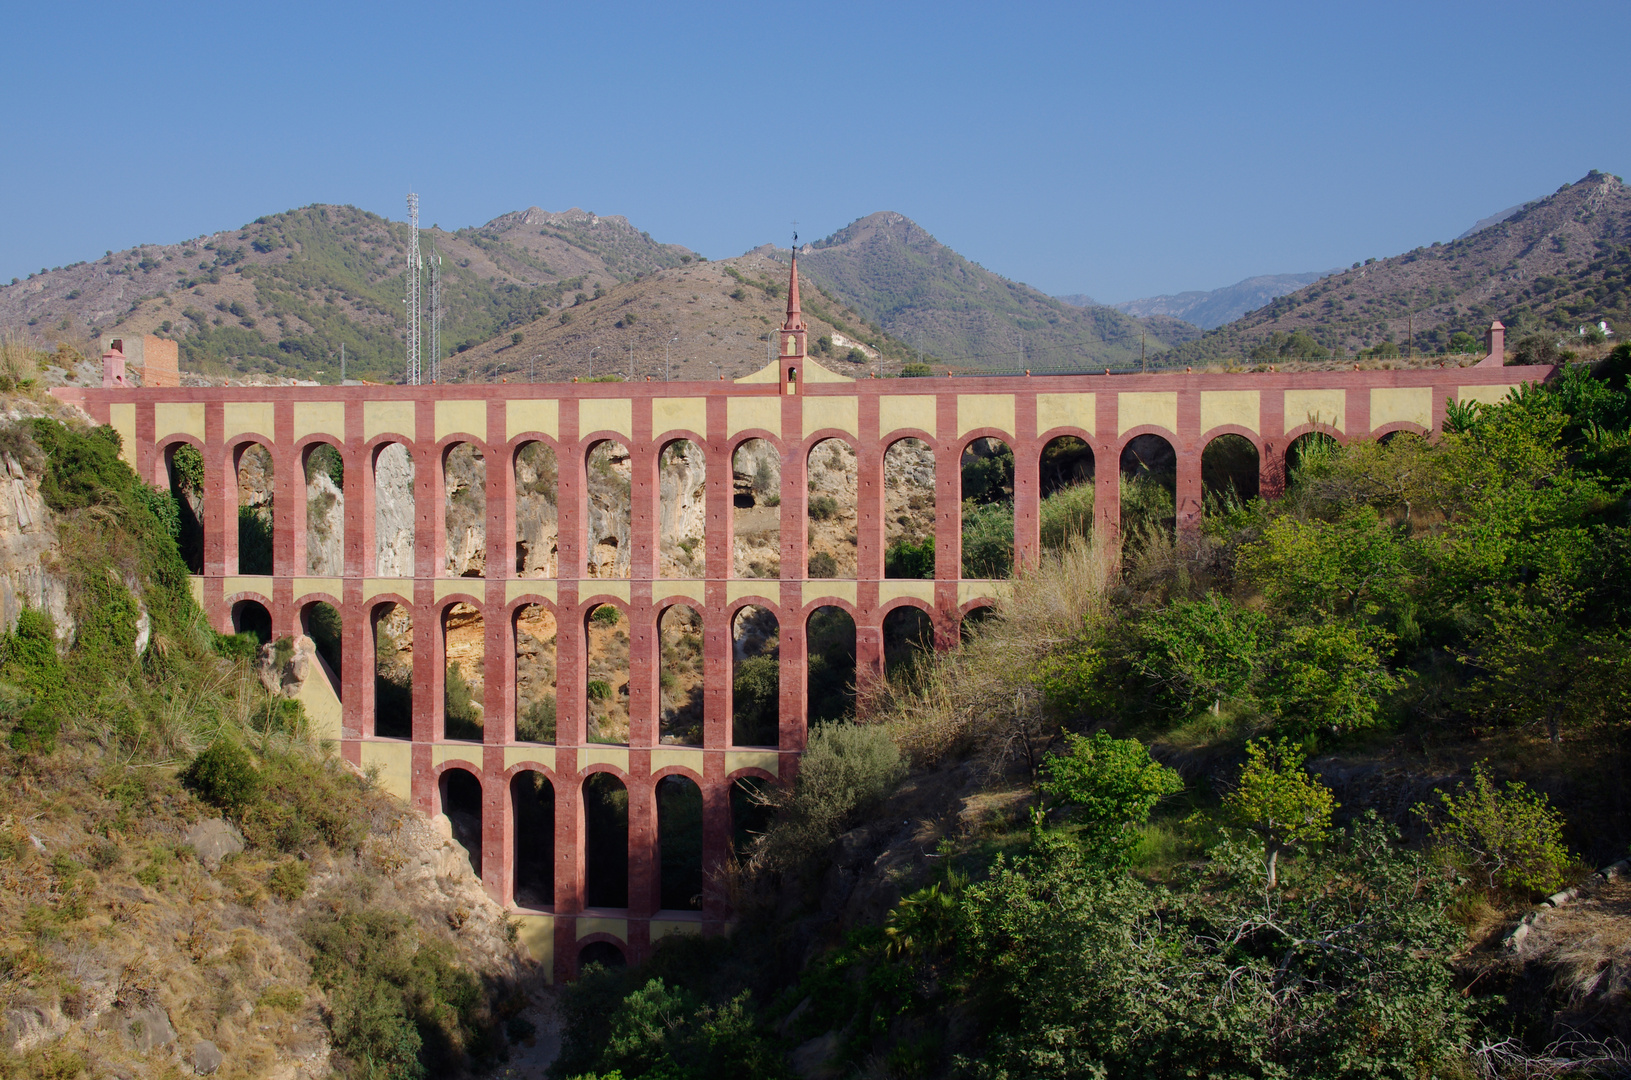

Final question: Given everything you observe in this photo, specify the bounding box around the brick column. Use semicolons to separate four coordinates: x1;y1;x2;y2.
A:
700;759;731;930
780;395;806;581
627;769;656;919
1012;392;1041;572
628;402;659;749
482;746;506;905
856;395;884;581
1175;387;1203;541
779;580;807;753
555;765;584;927
703;398;731;751
555;402;584;749
1095;392;1121;546
933;395;960;584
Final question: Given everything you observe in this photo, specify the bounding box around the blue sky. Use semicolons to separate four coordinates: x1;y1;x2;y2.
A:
4;1;1627;302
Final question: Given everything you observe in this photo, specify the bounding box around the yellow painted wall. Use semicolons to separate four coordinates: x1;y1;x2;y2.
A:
581;746;631;773
803;580;857;607
1035;392;1095;436
725;749;781;775
1283;389;1345;433
725;580;777;605
1200;390;1260;434
364;400;416;441
297;655;344;744
110;403;138;465
878;579;935;604
361;741;413;802
655;580;706;605
293;577;343;600
879;395;937;437
153;401;205;441
1456;384;1519;407
957;394;1015;438
652;397;707;438
651;747;705;773
1117;392;1178;435
293;401;345;441
224;401;274;440
803;396;858;437
579;398;632;439
727;396;781;438
513;914;555;974
583;580;631;603
505;580;558;604
1370;387;1433;430
506;400;559;441
434;399;488;442
505;745;556;772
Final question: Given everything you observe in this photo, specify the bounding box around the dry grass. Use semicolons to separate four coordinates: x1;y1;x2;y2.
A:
875;537;1114;768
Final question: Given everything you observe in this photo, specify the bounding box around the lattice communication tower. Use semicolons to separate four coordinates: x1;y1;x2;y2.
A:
404;192;422;386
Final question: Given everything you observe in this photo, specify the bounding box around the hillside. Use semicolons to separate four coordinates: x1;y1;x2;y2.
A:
765;212;1202;372
1165;171;1631;365
0;204;694;383
442;247;923;384
1103;270;1334;330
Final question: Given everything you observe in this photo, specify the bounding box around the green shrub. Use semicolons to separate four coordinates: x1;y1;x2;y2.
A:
754;722;905;871
587;680;612;702
517;694;556;743
2;609;64;753
807;551;838;578
731;654;779;747
1038;731;1183;866
238;505;273;574
884;537;934;579
183;741;261;814
1039;482;1094;551
900;362;932;378
443;664;482;740
1418;763;1572;894
960;500;1013;578
269;858;309;901
591;605;622;626
808;494;838;520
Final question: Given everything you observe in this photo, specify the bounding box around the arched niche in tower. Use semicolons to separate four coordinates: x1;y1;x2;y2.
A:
1039;436;1095;553
514;441;559;578
514;603;558;744
883;438;935;579
235;442;274;575
658;439;707;579
806;438;857;579
303;442;345;575
443;442;486;577
374;443;415;576
585;440;632;579
732;439;780;579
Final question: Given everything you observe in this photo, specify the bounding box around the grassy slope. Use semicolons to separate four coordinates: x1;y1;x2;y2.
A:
1165;171;1631;365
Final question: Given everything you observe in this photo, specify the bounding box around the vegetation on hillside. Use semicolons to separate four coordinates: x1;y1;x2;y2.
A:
0;417;518;1079
1165;171;1631;366
554;346;1631;1079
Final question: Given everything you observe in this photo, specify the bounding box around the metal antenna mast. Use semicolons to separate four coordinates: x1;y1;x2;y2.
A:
429;249;443;383
404;192;422;385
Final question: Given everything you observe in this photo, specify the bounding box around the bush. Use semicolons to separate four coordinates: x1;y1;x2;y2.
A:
1418;763;1572;894
1039;482;1094;551
753;722;905;872
183;741;261;814
587;680;612;702
807;551;838;578
444;664;482;740
961;500;1013;578
900;362;932;377
731;654;779;747
517;694;556;743
884;537;934;579
808;494;838;520
1038;731;1182;866
269;858;309;901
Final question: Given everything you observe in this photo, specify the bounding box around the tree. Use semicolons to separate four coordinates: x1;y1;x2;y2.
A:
1261;620;1400;734
1037;731;1182;866
1131;593;1268;718
1222;738;1336;887
1238;507;1411;622
1417;763;1572;894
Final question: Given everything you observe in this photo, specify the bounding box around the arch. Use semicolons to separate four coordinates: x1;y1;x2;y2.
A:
230;599;271;645
883;604;935;683
372;600;413;739
585;439;632;579
656;774;704;911
1374;421;1431;443
511;770;555;909
883;437;935;579
300;600;343;700
234;441;274;575
658;439;707;579
729;775;775;859
443;441;487;578
1039;435;1095;553
514;602;558;744
583;771;629;909
1119;432;1177;540
160;440;205;574
960;436;1014;579
1201;433;1260;507
806;437;858;579
514;440;559;578
658;603;704;745
960;604;996;641
302;440;345;575
731;605;780;748
585;603;630;745
732;438;781;580
442;601;484;741
373;441;416;577
1285;429;1342;489
437;766;482;879
806;605;856;725
578;940;627;970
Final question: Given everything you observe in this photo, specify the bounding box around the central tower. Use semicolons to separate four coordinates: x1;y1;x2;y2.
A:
778;242;807;394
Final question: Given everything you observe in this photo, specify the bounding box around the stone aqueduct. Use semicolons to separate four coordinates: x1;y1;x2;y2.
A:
57;275;1533;979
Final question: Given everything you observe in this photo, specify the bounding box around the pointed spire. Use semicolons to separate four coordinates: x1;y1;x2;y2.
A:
783;242;806;332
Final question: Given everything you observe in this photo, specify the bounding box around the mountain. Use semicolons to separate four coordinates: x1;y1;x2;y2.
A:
1163;171;1631;365
1455;202;1525;240
435;247;922;384
774;212;1201;372
1103;271;1335;330
0;204;695;383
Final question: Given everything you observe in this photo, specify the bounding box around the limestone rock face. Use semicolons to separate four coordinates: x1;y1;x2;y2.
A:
374;442;415;576
657;439;707;577
3;1003;68;1054
585;441;632;578
443;442;486;577
257;634;321;699
194;1039;224;1075
305;470;343;575
0;449;71;639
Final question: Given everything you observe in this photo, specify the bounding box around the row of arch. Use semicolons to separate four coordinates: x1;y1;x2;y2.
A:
165;424;1354;584
229;593;981;748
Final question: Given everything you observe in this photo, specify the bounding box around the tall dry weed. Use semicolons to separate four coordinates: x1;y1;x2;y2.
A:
0;330;40;390
874;537;1115;768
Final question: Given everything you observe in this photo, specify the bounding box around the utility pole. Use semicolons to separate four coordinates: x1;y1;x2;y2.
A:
404;192;421;386
588;345;600;379
429;250;442;383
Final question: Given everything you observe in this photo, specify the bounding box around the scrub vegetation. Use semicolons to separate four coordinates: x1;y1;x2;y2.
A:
555;346;1631;1080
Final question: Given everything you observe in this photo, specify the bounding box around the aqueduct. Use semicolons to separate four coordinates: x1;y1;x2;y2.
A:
56;257;1537;980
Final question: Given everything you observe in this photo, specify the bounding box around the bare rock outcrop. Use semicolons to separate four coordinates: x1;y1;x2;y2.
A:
0;447;71;638
305;471;343;575
374;442;415;576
